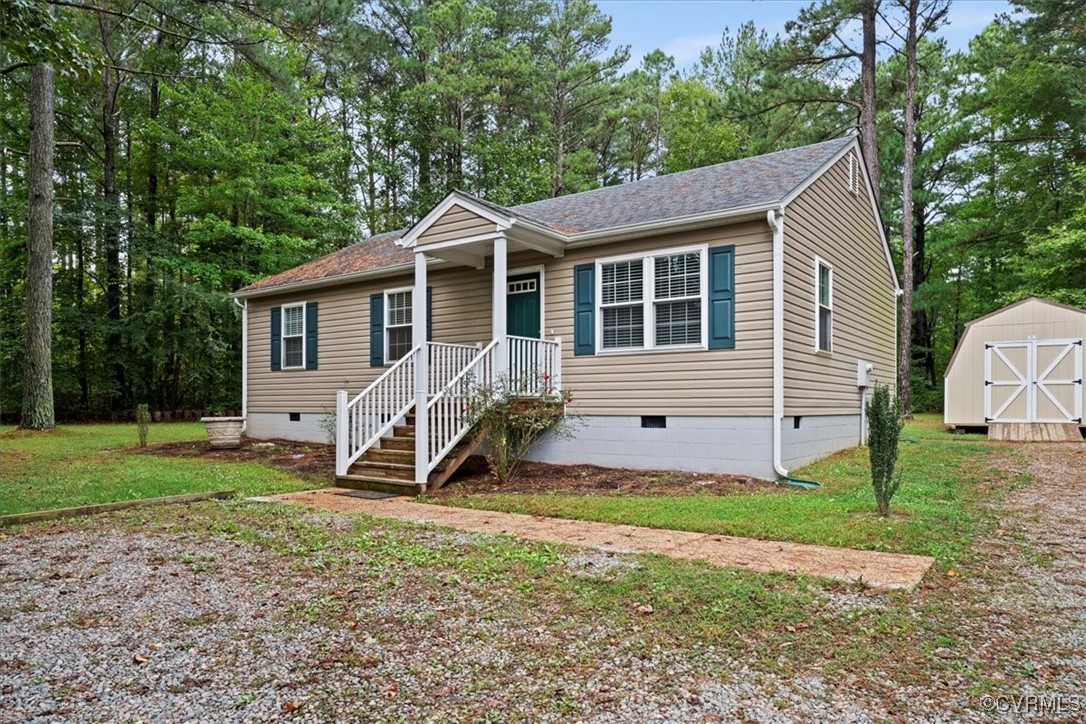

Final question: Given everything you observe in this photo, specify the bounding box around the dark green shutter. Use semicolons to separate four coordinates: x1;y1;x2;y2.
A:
426;286;433;342
573;263;595;356
708;245;736;349
270;306;282;370
369;293;384;366
304;301;318;370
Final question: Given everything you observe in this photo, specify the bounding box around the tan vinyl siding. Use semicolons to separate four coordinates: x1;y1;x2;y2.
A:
548;222;774;416
247;265;495;414
944;299;1086;426
416;205;497;246
247;224;773;417
782;152;897;415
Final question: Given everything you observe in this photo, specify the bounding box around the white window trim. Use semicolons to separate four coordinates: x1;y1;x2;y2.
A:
384;285;414;364
594;244;709;355
814;256;833;355
281;302;306;370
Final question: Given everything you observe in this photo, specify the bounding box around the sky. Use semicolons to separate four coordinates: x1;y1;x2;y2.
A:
597;0;1016;70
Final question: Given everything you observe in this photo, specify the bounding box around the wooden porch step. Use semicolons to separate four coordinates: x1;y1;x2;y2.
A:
334;474;426;496
357;453;450;473
380;436;415;451
350;460;416;481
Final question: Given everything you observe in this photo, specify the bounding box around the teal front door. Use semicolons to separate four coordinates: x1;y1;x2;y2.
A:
506;272;541;338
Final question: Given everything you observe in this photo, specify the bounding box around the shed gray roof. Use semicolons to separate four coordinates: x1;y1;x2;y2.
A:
238;137;854;295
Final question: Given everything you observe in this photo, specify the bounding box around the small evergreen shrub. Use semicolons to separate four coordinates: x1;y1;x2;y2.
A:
136;404;151;447
467;375;577;484
866;383;904;517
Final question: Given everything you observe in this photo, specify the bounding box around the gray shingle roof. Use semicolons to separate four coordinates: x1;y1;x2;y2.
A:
238;137;853;295
509;137;852;233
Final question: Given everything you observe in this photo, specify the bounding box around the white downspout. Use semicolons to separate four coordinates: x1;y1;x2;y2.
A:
234;297;248;433
768;209;788;479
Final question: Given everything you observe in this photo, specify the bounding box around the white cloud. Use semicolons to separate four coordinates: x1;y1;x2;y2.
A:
661;32;724;65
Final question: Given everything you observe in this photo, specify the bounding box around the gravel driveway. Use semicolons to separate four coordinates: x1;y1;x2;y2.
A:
1;442;1083;722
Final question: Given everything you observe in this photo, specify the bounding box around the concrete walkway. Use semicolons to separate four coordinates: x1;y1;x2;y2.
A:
265;489;934;590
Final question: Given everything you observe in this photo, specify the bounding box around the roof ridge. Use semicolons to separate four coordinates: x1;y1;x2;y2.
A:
510;136;854;211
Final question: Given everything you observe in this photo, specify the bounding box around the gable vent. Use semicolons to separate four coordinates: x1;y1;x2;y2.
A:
848;153;861;195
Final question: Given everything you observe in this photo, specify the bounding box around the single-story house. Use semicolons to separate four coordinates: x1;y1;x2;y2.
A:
234;136;899;491
944;297;1084;430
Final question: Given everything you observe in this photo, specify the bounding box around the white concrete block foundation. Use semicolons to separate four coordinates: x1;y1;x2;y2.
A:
249;411;863;481
247;412;331;444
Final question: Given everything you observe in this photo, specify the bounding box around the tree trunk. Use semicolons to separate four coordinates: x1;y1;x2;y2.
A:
102;64;128;412
21;61;56;430
859;0;880;202
897;0;919;416
912;202;936;386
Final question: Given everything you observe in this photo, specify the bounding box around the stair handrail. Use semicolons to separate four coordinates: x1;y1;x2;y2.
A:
336;344;420;476
428;339;499;406
346;344;418;408
425;338;499;472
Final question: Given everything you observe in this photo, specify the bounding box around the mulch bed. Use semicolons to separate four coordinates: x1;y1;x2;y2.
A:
146;440;779;497
428;457;782;498
145;438;336;485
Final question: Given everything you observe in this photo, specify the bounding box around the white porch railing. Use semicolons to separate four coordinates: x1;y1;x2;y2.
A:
429;341;480;393
336;341;479;476
336;336;563;480
507;335;562;396
425;340;499;473
425;336;562;475
336;344;418;476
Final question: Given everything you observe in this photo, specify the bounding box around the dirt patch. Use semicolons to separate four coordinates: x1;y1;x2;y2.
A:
146;442;774;499
431;456;781;497
144;438;335;484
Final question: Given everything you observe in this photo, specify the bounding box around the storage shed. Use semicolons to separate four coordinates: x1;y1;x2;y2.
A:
944;297;1086;430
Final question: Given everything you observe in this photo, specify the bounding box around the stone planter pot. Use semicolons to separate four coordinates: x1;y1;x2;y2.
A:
200;416;245;449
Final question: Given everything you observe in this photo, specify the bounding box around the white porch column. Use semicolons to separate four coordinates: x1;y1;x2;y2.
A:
492;234;508;384
413;252;429;484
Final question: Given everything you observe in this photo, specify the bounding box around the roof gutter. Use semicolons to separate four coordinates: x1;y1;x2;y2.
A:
767;207;789;479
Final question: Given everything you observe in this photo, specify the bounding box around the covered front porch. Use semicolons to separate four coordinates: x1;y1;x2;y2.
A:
335;194;568;488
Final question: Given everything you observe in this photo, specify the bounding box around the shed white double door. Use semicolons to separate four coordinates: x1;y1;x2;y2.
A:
985;338;1083;424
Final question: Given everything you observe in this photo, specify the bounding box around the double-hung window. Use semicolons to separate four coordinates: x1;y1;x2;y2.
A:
600;259;645;349
816;258;833;353
597;247;707;352
653;252;702;346
385;288;413;361
281;303;305;369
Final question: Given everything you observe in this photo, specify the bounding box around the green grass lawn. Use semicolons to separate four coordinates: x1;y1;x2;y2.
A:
1;416;1042;705
428;415;1018;564
0;423;312;516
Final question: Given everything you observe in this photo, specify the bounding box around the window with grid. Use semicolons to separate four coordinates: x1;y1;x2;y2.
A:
282;304;304;369
816;261;832;353
654;252;701;346
600;259;644;349
385;289;413;361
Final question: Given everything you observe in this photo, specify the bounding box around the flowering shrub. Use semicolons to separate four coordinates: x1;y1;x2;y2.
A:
466;374;577;483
